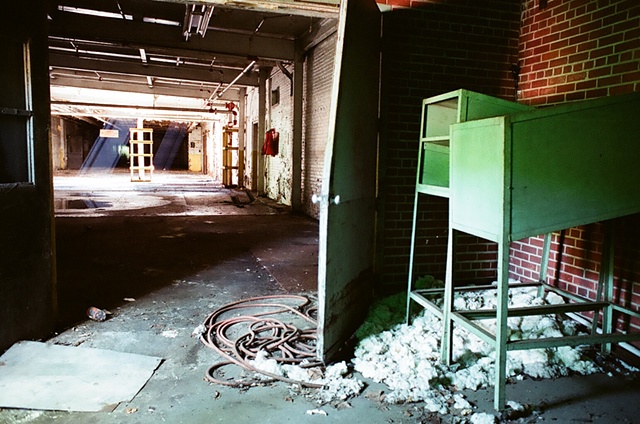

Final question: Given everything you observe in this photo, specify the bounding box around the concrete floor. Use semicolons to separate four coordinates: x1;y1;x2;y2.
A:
1;171;639;424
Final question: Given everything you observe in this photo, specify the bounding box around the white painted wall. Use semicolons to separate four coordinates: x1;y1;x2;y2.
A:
243;33;337;215
265;67;294;205
302;33;337;219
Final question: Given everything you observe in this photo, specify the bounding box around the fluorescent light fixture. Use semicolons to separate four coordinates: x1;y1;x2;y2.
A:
149;57;184;65
183;5;214;40
143;17;181;27
58;5;133;20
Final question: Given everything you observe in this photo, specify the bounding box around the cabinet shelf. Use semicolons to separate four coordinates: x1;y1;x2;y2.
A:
416;183;449;197
421;135;450;144
415;90;532;192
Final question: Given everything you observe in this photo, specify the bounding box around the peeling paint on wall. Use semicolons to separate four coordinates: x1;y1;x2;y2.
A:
245;34;336;212
265;67;294;206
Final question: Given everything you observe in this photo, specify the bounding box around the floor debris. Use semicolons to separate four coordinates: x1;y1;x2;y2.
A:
353;284;602;415
199;295;364;404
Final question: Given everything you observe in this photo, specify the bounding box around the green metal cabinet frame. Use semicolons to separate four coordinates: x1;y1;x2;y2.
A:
441;91;640;410
407;90;532;316
408;90;640;411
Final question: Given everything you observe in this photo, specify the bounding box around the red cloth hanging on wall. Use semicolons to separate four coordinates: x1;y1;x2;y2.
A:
262;128;279;156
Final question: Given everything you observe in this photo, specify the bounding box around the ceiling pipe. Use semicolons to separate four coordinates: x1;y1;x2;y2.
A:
51;101;232;113
51;110;224;122
277;61;293;96
116;0;127;20
216;60;256;98
253;18;265;35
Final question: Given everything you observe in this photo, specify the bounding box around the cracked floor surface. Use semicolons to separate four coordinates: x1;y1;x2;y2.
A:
0;171;638;423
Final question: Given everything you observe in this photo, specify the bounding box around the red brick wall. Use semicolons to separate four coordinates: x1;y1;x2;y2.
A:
378;0;640;337
514;0;640;335
519;0;640;105
377;1;521;289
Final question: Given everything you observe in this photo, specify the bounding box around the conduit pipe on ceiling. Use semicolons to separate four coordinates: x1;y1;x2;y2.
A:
51;101;233;114
277;62;293;96
216;60;256;98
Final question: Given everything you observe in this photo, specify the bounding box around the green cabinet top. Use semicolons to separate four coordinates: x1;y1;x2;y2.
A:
417;89;532;197
450;91;640;242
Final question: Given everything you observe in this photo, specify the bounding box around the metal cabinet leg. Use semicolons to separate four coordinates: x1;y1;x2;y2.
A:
493;239;510;411
538;233;552;297
600;222;614;354
441;227;456;365
406;191;421;324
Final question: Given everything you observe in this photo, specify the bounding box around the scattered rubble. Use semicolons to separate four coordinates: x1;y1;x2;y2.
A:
353;284;601;417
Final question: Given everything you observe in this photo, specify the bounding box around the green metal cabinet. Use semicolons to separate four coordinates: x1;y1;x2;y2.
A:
450;91;640;242
416;90;533;197
407;90;533;314
442;91;640;410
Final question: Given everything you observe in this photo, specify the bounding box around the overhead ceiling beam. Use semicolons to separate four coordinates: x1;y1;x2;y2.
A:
49;36;282;68
49;52;260;87
49;11;297;62
49;73;241;101
297;17;338;53
153;0;339;19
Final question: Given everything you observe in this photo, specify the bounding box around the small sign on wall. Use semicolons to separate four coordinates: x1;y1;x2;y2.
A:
100;129;119;138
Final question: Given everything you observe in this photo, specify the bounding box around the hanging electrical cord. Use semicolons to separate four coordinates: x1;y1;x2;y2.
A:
199;295;325;388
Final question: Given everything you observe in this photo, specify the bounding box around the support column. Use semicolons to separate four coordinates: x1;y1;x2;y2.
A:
238;87;246;187
257;66;270;195
292;58;304;211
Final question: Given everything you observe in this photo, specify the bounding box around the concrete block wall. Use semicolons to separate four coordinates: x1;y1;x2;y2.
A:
301;34;337;219
377;1;521;288
512;0;640;335
244;33;336;214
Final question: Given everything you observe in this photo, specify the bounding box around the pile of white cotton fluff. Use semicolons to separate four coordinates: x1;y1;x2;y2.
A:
245;284;603;423
352;285;600;416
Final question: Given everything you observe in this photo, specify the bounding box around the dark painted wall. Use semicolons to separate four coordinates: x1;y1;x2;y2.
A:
0;2;56;353
377;1;521;290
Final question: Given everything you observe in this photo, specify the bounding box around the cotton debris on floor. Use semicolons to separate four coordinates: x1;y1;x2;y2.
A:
352;284;601;414
248;351;364;404
199;286;603;420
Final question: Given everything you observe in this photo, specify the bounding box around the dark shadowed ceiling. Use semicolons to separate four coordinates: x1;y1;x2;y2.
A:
47;0;339;119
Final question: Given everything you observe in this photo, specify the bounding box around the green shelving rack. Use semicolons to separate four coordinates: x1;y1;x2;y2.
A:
407;89;532;316
408;90;640;411
441;91;640;410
